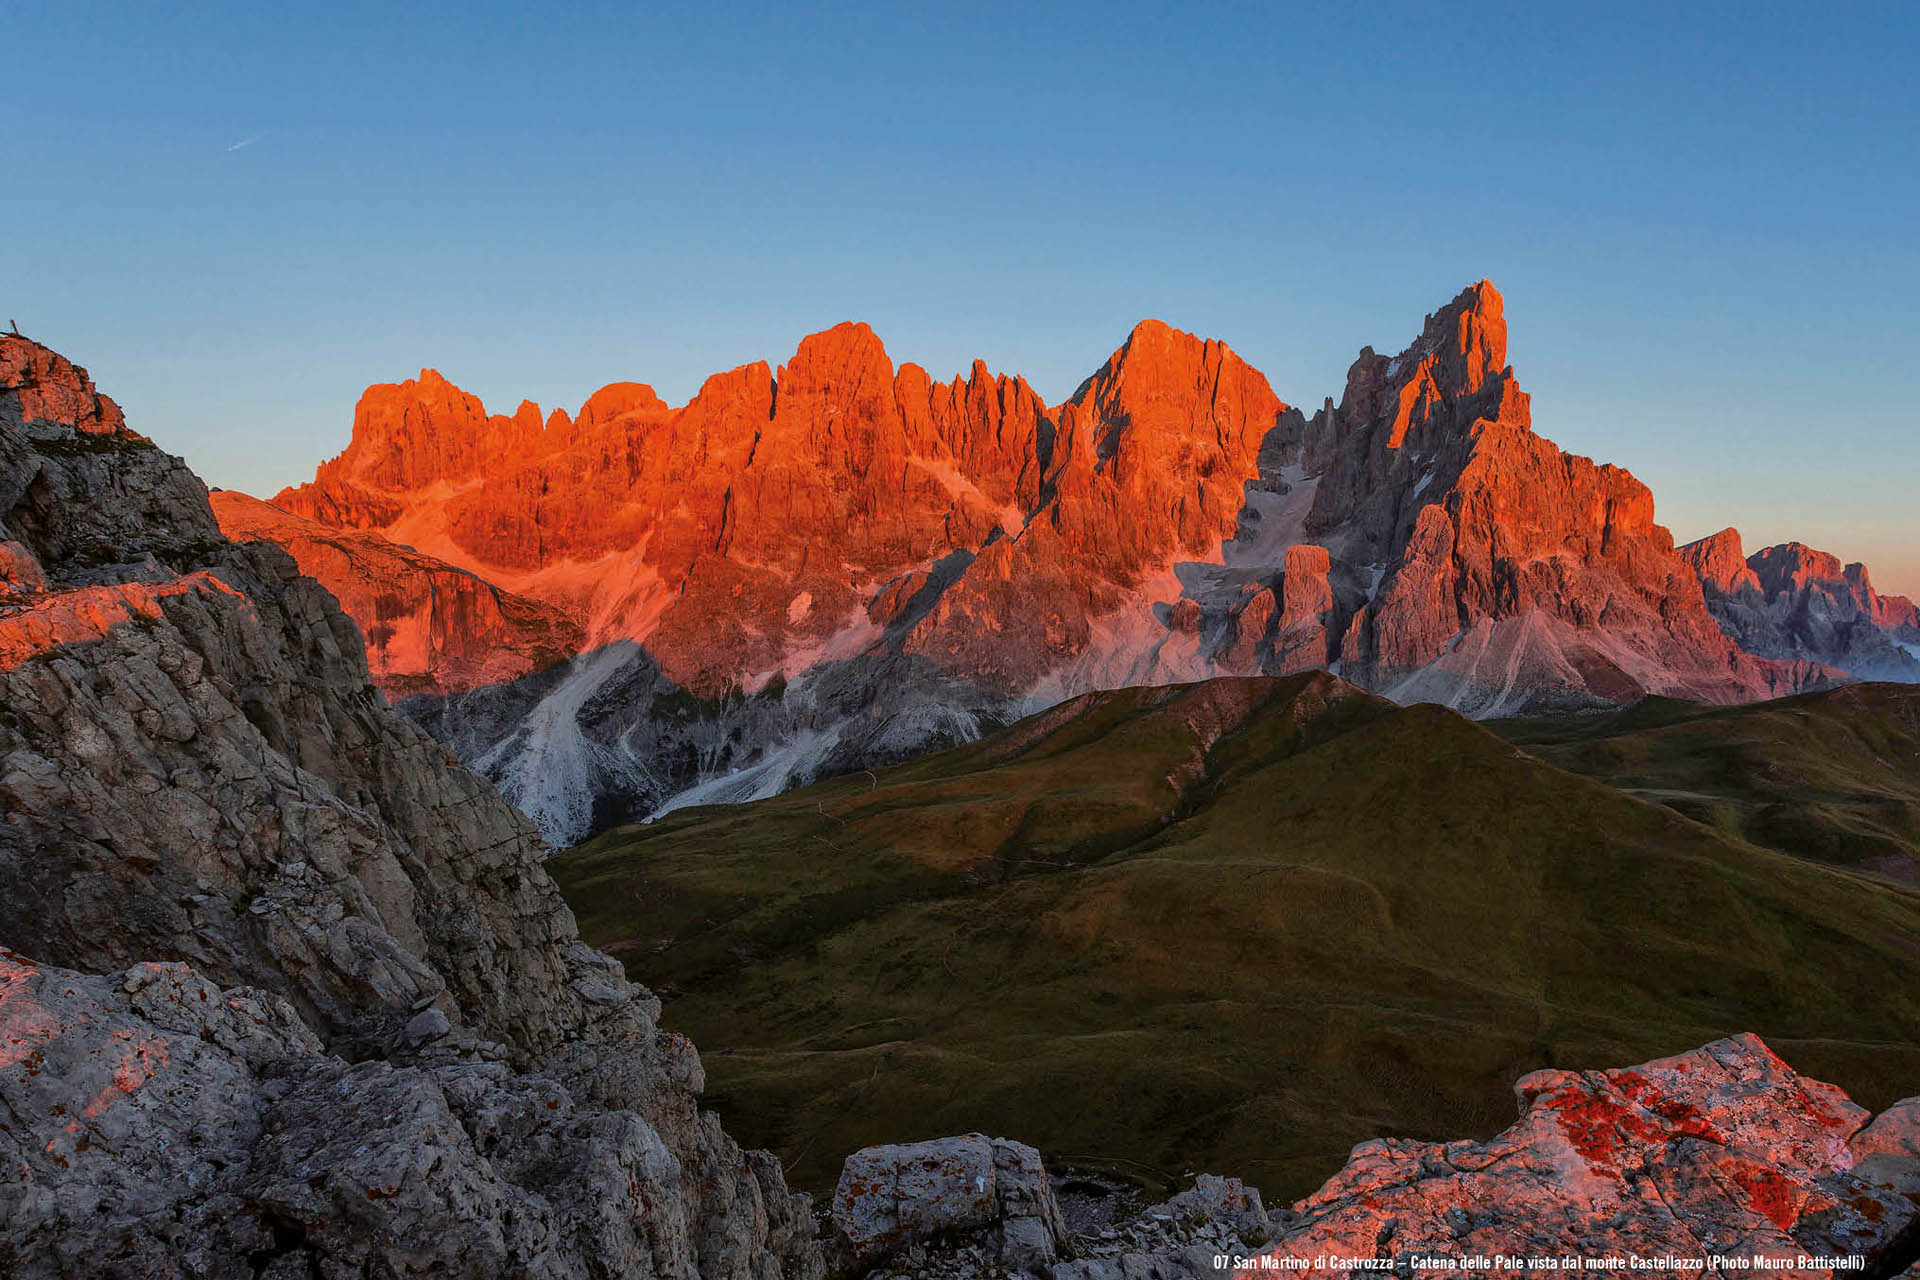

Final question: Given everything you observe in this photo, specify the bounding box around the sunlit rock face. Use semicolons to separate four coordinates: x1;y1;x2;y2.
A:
230;284;1844;842
1244;1035;1920;1276
1681;528;1920;681
208;489;583;697
0;336;822;1280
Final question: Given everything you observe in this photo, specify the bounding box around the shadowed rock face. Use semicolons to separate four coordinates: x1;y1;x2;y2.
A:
0;336;821;1279
227;284;1844;842
1681;528;1920;681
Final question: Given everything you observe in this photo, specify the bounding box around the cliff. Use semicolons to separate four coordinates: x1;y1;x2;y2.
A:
1681;528;1920;681
0;336;820;1278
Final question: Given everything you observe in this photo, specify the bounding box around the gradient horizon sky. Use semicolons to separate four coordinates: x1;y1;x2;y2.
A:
11;2;1919;593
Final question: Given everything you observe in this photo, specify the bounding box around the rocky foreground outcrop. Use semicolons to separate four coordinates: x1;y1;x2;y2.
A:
0;336;819;1277
1681;528;1920;682
842;1038;1920;1280
828;1135;1072;1273
1256;1034;1919;1275
224;283;1852;843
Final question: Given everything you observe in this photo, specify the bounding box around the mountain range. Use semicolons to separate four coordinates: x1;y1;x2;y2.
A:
212;283;1919;846
6;329;1919;1276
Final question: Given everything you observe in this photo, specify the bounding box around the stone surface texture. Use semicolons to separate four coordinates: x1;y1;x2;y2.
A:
828;1134;1072;1273
0;335;821;1279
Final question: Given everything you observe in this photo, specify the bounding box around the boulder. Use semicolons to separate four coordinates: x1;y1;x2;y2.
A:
1851;1097;1920;1160
1159;1175;1271;1247
830;1134;1071;1273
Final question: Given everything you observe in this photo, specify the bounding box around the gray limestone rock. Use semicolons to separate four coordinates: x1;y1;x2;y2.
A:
829;1134;1071;1274
0;336;824;1279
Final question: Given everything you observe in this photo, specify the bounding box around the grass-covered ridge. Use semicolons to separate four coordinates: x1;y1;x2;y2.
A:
1493;681;1920;884
552;673;1920;1200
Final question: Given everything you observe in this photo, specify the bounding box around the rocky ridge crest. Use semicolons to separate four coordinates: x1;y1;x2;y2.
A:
1680;528;1920;681
226;283;1858;843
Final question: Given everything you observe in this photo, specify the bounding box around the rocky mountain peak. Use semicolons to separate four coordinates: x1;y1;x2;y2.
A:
217;285;1855;841
1073;318;1282;424
1284;283;1832;715
575;380;669;431
1682;529;1920;679
1750;540;1851;597
1678;526;1763;594
1436;276;1507;394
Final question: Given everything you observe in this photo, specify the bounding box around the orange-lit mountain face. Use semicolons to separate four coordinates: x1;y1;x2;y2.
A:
222;283;1891;843
265;317;1278;697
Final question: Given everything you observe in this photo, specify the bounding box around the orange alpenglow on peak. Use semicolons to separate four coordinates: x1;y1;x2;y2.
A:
1678;527;1762;595
1454;279;1507;393
257;316;1295;697
215;282;1881;841
0;336;132;438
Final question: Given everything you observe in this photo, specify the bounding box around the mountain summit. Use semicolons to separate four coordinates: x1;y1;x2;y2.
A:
219;283;1886;843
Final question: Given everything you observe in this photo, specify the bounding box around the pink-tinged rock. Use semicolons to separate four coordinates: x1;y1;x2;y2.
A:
0;572;243;674
1679;527;1762;595
1850;1097;1920;1161
1246;1035;1920;1277
0;538;46;595
1278;544;1333;627
1261;543;1335;674
211;490;582;696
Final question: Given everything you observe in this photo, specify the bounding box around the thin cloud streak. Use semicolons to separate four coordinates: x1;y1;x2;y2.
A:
224;131;269;153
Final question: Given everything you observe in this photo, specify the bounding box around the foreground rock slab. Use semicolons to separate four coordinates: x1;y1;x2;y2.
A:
855;1042;1920;1280
1247;1034;1919;1279
830;1134;1073;1274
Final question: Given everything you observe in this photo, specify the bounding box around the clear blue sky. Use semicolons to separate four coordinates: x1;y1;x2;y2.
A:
10;2;1919;593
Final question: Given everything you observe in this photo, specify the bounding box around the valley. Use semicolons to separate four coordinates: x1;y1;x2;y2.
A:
550;674;1920;1199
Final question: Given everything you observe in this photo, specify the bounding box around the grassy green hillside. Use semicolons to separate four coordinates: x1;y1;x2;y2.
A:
552;674;1920;1200
1495;681;1920;884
